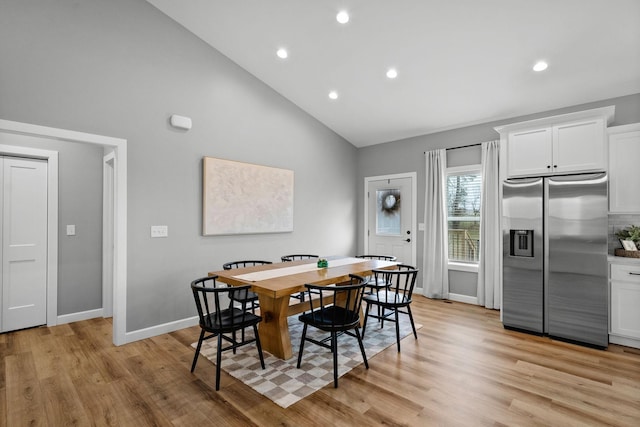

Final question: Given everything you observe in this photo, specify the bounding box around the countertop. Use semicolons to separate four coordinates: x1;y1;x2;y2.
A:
608;255;640;266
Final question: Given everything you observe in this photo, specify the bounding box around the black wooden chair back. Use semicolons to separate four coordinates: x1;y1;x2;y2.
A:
281;254;318;262
355;254;397;261
222;260;272;270
221;260;271;314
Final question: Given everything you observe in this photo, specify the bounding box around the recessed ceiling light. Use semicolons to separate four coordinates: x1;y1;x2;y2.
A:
276;48;288;59
533;61;548;72
386;68;398;79
336;11;350;24
328;91;339;100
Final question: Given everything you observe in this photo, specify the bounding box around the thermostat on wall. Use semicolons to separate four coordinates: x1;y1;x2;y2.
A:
170;114;192;130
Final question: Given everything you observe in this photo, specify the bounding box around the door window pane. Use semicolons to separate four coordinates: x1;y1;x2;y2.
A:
447;171;481;262
376;189;401;235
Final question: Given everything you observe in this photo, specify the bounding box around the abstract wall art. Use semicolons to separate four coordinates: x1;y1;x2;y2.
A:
202;157;294;235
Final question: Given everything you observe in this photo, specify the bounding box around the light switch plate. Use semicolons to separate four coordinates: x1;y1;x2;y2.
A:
66;224;76;236
418;223;425;231
151;225;168;238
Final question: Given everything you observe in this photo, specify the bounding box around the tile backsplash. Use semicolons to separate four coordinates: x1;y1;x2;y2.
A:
608;214;640;255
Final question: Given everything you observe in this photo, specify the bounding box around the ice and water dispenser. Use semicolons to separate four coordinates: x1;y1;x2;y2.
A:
510;229;534;257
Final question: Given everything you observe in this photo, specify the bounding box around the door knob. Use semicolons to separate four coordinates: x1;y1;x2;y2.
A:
405;238;411;243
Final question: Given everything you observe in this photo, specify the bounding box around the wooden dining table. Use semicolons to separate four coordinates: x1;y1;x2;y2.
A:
208;256;397;359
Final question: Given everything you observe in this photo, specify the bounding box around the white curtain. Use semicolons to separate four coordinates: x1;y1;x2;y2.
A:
423;149;449;299
477;140;501;309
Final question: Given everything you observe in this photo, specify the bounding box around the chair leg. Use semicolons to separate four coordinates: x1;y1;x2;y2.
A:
215;333;223;391
296;323;308;369
394;308;401;353
407;305;418;339
361;302;370;338
354;327;369;369
241;302;247;342
191;329;205;372
332;331;338;388
253;324;265;369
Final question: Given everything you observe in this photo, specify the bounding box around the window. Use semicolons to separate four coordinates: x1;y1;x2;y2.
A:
376;188;401;235
447;165;481;263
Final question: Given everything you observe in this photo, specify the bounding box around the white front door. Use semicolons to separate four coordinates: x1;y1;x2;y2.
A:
366;174;415;265
1;156;48;332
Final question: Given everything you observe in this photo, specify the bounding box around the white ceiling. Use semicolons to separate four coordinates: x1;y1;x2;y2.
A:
147;0;640;147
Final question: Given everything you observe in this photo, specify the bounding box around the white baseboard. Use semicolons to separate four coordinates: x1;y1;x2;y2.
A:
125;316;199;343
57;308;103;325
609;334;640;349
414;288;479;306
447;293;478;305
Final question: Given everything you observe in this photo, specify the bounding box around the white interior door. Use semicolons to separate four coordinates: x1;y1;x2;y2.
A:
366;175;415;265
1;156;48;332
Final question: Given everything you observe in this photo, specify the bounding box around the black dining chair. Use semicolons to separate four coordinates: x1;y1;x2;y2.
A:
281;254;318;262
361;266;419;353
190;276;265;391
355;254;398;294
281;254;319;301
356;255;398;320
222;260;272;314
355;255;397;261
296;274;368;388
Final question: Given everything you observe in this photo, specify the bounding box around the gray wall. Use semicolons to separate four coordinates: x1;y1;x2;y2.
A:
357;93;640;298
2;0;638;332
1;0;357;332
0;134;104;315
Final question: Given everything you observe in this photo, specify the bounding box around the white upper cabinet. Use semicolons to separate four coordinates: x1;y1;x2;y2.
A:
507;127;553;176
495;106;614;178
609;123;640;213
553;118;607;173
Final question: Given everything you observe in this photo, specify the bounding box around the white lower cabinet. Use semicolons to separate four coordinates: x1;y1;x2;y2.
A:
610;262;640;348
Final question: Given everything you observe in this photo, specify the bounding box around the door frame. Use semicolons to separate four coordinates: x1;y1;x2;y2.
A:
102;152;115;318
0;119;127;346
364;172;417;266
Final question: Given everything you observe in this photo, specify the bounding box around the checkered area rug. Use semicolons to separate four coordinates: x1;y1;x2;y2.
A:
192;315;421;408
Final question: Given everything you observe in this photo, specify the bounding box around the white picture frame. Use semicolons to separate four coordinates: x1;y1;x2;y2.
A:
202;157;294;235
621;239;638;251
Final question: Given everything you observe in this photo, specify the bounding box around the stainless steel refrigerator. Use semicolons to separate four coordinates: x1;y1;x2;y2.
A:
502;173;608;348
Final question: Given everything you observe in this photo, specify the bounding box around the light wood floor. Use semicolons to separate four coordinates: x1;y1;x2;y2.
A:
2;297;639;426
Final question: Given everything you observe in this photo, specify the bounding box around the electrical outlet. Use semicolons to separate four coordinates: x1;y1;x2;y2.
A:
66;224;76;236
151;225;168;238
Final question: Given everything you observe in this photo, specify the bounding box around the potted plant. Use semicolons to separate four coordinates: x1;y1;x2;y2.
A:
615;225;640;252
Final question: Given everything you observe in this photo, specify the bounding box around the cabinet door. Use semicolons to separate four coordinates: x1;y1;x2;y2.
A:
611;281;640;339
507;127;552;177
610;264;640;340
553;118;606;174
609;129;640;213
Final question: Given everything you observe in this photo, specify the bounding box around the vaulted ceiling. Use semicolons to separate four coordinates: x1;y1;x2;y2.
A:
147;0;640;147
